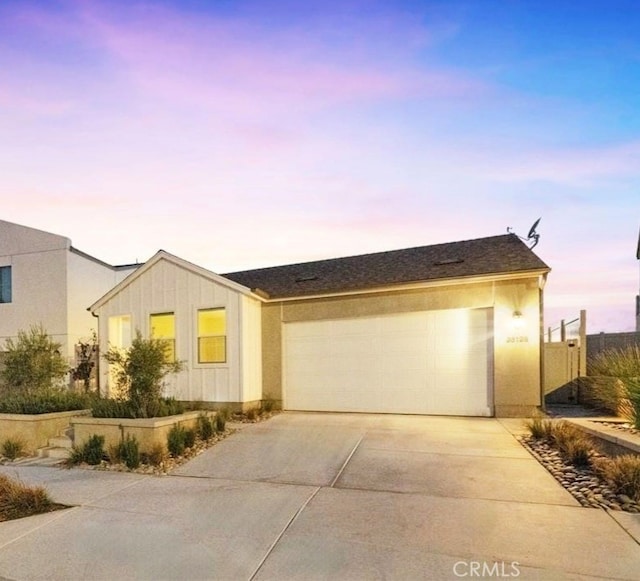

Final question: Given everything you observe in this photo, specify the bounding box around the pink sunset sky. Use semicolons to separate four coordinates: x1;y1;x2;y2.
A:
1;0;639;333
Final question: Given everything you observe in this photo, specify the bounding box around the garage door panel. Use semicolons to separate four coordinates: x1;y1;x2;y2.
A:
284;308;493;416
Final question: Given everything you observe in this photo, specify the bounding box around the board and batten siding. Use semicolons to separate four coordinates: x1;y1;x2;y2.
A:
95;258;262;404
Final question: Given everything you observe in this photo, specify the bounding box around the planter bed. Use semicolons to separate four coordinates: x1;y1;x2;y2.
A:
567;418;640;458
0;410;92;454
72;410;216;454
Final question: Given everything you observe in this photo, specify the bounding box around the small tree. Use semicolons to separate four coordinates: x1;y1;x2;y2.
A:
1;325;68;394
103;330;183;417
71;332;98;393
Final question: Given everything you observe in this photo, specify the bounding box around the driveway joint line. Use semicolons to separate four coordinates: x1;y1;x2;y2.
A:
330;434;364;488
605;509;640;547
0;505;82;553
247;486;321;581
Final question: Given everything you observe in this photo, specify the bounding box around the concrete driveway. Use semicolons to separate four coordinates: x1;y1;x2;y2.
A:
0;412;639;580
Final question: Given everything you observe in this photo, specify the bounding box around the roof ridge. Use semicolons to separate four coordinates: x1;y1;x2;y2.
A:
223;233;517;276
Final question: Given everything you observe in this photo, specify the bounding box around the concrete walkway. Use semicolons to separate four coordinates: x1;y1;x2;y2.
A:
0;412;638;580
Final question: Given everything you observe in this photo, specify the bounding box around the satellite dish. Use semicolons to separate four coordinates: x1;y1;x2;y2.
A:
527;218;541;240
527;217;541;249
507;218;541;249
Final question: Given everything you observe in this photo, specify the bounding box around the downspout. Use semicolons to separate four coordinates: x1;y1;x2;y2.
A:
89;308;101;396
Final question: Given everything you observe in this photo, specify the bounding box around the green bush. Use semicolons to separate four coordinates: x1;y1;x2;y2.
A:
184;428;196;449
117;436;140;469
196;414;214;441
91;397;184;419
0;325;68;394
69;434;105;466
167;425;186;457
215;409;229;433
0;390;92;415
2;438;25;461
103;331;184;418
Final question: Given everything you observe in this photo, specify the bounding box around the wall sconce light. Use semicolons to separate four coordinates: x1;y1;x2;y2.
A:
512;310;525;328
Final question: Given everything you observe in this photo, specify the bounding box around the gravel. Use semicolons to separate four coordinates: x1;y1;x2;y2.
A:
518;435;640;512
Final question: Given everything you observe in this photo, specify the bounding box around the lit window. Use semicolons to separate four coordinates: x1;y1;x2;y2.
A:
0;266;11;303
198;308;226;363
108;315;132;349
150;313;176;362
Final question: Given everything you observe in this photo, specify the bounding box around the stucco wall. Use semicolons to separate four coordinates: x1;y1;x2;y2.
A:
0;245;69;354
262;277;543;417
0;221;134;361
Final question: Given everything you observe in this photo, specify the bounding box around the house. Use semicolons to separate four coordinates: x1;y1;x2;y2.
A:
90;233;550;417
0;219;139;364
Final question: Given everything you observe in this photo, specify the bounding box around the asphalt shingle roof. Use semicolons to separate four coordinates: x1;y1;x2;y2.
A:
223;234;550;299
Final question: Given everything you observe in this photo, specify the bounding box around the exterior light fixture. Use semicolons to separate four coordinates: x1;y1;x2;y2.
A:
511;310;525;329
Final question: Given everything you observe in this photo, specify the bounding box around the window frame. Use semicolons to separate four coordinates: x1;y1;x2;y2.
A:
196;307;227;365
0;265;12;304
149;311;176;363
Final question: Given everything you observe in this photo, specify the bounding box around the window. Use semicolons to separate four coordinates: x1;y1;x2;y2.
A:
150;313;176;362
0;266;11;303
198;308;226;363
108;315;132;349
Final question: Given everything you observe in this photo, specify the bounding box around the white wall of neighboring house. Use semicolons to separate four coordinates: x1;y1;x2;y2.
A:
66;249;138;352
0;221;70;354
0;220;139;364
92;254;263;404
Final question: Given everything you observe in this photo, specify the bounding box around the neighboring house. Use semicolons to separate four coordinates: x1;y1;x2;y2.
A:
90;234;550;417
0;219;139;364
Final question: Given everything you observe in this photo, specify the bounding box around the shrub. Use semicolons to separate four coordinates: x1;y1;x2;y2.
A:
263;398;275;413
196;414;214;441
141;443;167;467
167;425;186;457
69;434;105;466
70;332;98;393
91;397;184;419
588;346;640;428
215;408;229;432
0;390;92;415
592;455;640;501
543;421;595;467
1;325;69;394
184;428;196;449
117;435;140;469
2;437;25;460
103;331;184;418
525;416;553;440
0;474;55;521
559;436;592;466
246;408;257;421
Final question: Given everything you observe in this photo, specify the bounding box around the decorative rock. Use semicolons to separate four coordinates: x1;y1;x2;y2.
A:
518;435;640;514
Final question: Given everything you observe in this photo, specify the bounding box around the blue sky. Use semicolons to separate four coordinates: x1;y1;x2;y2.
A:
1;0;638;332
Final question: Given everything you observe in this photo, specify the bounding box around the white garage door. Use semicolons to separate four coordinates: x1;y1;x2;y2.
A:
283;308;493;416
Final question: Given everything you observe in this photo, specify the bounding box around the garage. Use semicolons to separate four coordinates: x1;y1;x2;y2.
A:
283;307;494;416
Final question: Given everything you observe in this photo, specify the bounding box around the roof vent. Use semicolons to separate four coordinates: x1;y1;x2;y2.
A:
295;275;318;283
433;258;464;266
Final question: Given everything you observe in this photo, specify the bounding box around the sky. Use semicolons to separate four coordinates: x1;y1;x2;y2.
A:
1;0;639;334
